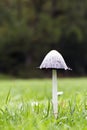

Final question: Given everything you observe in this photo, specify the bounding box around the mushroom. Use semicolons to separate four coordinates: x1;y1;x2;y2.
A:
57;91;63;96
40;50;71;118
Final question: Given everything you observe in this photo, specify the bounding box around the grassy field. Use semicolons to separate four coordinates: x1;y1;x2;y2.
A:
0;78;87;130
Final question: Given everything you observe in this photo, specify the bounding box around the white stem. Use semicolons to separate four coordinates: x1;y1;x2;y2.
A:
52;69;58;118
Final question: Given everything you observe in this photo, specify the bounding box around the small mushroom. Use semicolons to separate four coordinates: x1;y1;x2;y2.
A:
57;91;63;96
40;50;71;118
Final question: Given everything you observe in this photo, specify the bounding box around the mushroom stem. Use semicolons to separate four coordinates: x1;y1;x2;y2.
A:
52;69;58;119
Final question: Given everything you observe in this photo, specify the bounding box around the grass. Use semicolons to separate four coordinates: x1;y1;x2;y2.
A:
0;78;87;130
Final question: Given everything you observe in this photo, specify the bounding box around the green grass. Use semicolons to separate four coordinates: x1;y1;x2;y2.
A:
0;78;87;130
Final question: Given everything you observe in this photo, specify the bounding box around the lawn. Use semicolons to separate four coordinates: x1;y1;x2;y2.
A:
0;78;87;130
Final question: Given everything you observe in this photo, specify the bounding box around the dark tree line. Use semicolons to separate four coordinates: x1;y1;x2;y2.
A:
0;0;87;77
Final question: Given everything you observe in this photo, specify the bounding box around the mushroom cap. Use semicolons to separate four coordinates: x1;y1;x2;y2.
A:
40;50;71;70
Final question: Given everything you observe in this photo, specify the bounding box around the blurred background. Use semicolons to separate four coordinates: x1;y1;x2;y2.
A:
0;0;87;78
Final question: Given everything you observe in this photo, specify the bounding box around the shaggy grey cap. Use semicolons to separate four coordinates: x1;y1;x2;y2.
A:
40;50;71;70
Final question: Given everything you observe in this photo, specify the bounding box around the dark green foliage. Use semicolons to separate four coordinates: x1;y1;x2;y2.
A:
0;0;87;77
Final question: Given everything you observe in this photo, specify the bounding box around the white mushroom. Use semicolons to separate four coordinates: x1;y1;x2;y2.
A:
40;50;71;118
57;91;63;96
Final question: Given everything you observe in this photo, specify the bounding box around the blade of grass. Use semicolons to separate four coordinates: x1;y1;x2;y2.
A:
5;88;11;104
